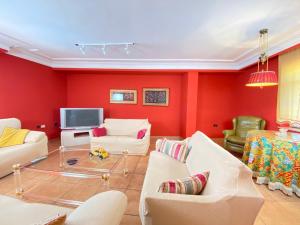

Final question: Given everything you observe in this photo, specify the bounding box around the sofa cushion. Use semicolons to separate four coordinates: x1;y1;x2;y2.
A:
158;171;209;195
103;119;149;137
186;132;243;195
0;118;21;136
24;131;45;143
0;195;71;225
236;117;262;138
141;151;190;195
226;135;246;145
92;127;107;137
157;138;191;163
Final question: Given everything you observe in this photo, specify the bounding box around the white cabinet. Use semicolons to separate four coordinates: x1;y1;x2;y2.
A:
61;129;91;147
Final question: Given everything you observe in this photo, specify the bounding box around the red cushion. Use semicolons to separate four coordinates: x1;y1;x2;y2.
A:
92;127;107;137
137;129;147;139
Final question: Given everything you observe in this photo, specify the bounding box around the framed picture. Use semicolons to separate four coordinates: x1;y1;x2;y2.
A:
110;89;137;104
143;88;169;106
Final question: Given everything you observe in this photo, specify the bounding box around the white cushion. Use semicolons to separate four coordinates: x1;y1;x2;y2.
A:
103;119;149;137
91;135;149;155
24;131;46;143
186;132;245;195
0;195;72;225
0;191;127;225
142;151;190;194
0;118;21;136
66;191;127;225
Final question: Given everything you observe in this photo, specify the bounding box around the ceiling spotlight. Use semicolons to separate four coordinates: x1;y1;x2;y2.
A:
101;45;106;55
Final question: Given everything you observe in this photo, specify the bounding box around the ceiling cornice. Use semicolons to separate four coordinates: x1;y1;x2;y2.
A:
1;32;300;70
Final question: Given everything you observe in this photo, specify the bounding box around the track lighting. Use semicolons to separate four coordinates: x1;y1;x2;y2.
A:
75;42;135;56
101;45;106;55
124;44;129;55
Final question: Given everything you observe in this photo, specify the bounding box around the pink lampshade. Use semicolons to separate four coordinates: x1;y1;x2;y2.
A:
245;70;278;87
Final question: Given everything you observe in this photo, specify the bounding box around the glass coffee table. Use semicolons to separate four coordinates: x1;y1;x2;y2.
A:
12;146;129;207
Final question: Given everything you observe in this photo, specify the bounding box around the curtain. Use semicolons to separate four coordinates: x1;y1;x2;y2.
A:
277;47;300;121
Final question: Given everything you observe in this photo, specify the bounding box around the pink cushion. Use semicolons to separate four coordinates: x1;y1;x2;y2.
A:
137;129;147;139
92;127;107;137
158;171;210;195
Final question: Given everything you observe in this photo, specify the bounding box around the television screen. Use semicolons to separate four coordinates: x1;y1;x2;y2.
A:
60;108;103;129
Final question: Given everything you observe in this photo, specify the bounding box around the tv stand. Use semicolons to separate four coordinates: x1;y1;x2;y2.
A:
61;129;91;147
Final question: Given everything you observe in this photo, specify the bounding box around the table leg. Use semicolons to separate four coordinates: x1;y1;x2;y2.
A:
13;164;23;196
59;146;64;168
102;173;110;189
123;150;129;176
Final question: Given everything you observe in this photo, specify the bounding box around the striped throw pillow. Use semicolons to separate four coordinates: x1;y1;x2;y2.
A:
157;138;191;162
158;171;209;195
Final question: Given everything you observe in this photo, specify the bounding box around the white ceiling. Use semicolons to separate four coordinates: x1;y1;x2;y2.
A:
0;0;300;69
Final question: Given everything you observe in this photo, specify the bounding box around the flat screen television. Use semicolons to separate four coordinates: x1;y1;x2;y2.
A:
60;108;104;129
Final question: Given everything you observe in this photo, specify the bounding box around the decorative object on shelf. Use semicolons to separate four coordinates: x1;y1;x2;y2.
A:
89;147;109;160
75;42;135;55
143;88;169;106
246;29;278;88
110;89;137;104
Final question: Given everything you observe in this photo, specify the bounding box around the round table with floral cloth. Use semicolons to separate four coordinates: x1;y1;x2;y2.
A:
242;130;300;197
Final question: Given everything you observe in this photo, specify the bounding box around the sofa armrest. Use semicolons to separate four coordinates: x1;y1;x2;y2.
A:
24;131;46;143
145;124;151;137
223;129;235;138
143;192;263;225
66;191;127;225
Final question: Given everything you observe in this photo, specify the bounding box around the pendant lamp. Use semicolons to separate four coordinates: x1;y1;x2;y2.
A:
246;29;278;87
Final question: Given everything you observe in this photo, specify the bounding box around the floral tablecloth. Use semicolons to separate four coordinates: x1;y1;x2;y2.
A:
242;130;300;197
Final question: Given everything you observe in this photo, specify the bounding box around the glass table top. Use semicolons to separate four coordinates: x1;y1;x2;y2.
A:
13;146;131;207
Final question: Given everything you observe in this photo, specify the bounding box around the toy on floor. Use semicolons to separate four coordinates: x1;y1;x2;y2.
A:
89;147;109;160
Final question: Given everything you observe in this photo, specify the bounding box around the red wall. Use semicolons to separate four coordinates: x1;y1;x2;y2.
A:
196;72;239;137
196;57;279;138
0;54;66;138
66;72;183;136
0;53;279;139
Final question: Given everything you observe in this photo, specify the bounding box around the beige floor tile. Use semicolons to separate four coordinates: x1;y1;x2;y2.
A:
125;189;141;216
135;156;149;175
61;182;99;202
113;155;141;173
128;174;144;190
120;215;142;225
109;173;132;189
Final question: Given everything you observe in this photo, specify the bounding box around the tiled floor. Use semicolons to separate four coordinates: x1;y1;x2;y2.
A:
0;137;299;225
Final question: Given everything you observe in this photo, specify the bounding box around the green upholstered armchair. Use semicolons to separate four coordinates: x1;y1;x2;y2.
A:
223;116;266;153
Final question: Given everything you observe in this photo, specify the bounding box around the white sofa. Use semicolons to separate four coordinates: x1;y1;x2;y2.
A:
0;118;48;178
139;131;264;225
90;119;151;155
0;190;127;225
